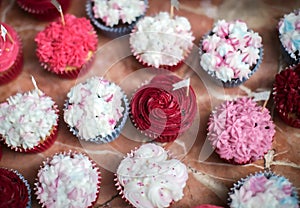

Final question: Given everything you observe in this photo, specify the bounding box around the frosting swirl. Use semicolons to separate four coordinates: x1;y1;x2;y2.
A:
0;23;20;72
35;14;98;73
0;168;31;208
230;172;299;208
130;74;197;142
0;89;58;150
208;97;275;164
116;143;188;208
35;152;101;208
273;65;300;127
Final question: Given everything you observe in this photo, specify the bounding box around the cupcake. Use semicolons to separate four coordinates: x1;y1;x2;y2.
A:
0;23;23;85
130;12;195;71
228;171;299;208
273;64;300;128
0;168;31;208
116;143;189;208
35;151;101;208
207;97;275;164
278;9;300;65
64;76;129;144
194;205;223;208
130;74;197;143
0;89;59;153
35;14;98;79
86;0;148;38
16;0;71;21
199;20;263;87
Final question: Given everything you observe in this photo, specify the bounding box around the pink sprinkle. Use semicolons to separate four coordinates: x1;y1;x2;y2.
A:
106;94;113;102
109;119;115;125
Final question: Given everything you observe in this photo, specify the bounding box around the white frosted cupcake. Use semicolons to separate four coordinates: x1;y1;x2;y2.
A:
64;76;129;144
116;143;189;208
130;12;195;71
35;151;101;208
0;89;59;153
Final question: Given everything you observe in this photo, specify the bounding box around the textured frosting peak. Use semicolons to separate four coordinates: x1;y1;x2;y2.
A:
35;152;100;208
117;143;188;208
64;76;125;141
35;14;98;73
92;0;146;27
0;89;58;150
208;97;275;164
200;19;262;82
130;12;194;68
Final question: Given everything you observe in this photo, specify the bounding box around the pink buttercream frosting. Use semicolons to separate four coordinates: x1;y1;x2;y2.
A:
200;20;262;82
35;14;98;73
207;97;275;164
0;23;20;73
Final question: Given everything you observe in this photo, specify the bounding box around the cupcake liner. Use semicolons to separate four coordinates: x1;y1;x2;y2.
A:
86;0;148;38
199;34;264;88
0;168;31;208
17;0;71;21
0;104;59;153
0;34;23;85
228;171;299;207
40;52;95;79
35;151;101;208
64;92;129;144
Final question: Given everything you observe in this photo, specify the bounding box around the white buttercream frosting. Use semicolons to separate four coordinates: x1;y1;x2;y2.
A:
92;0;146;27
200;19;262;82
116;143;188;208
64;76;125;141
0;90;58;150
130;12;195;68
35;152;100;208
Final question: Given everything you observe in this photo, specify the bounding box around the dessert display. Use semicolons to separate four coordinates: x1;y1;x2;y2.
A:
199;19;263;87
0;22;23;85
207;97;275;164
116;143;188;208
86;0;148;37
130;12;195;71
130;74;197;142
64;76;129;144
35;14;98;79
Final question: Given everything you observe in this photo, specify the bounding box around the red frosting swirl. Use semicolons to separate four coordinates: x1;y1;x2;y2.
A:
273;65;300;127
130;74;197;142
35;14;98;73
0;23;20;73
0;168;30;208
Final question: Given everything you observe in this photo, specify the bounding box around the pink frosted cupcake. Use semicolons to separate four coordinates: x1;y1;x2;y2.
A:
0;23;23;85
130;12;195;71
116;143;188;208
35;14;98;79
199;20;263;87
17;0;71;21
35;151;101;208
0;89;59;153
207;97;275;164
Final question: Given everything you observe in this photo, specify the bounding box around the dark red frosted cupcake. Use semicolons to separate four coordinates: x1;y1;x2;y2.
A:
194;205;223;208
35;14;98;79
130;74;197;142
0;23;23;85
17;0;71;21
273;64;300;128
0;168;31;208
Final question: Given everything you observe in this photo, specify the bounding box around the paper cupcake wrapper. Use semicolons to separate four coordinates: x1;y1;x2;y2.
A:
40;52;95;79
64;91;129;144
0;35;23;85
227;171;299;207
17;0;71;21
0;168;32;208
199;33;264;88
35;151;101;208
86;0;148;38
0;104;59;153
